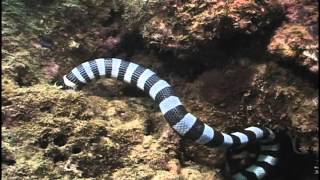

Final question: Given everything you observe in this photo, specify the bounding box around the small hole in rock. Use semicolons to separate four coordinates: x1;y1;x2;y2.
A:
38;138;49;149
3;159;16;166
53;134;68;147
53;152;67;163
72;146;82;154
1;112;4;126
2;100;12;106
40;106;52;112
144;118;155;135
47;149;68;163
15;76;32;87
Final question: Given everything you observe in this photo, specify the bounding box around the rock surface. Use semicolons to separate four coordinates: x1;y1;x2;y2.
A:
142;0;283;58
268;0;319;75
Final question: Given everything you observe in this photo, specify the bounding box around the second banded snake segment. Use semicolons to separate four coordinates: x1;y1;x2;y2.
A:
58;58;281;180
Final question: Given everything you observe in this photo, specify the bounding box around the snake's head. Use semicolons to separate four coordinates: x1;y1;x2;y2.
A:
54;76;78;90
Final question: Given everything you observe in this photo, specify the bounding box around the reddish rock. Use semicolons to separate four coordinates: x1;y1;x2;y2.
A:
268;0;318;75
142;0;283;57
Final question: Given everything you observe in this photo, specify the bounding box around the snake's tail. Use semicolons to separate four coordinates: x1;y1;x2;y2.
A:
231;138;281;180
58;58;280;180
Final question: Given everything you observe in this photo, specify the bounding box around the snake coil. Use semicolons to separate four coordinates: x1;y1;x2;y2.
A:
58;58;281;180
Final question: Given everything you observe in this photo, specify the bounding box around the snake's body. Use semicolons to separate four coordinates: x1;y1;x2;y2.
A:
58;58;280;180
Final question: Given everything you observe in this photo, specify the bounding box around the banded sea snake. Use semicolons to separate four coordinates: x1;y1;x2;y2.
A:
57;58;281;180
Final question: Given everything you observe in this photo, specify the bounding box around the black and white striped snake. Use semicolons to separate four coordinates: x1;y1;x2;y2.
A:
57;58;281;180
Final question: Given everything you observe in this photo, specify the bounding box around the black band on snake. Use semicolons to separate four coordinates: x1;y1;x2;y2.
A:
57;58;281;180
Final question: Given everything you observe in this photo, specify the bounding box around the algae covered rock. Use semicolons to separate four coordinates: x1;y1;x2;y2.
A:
2;83;155;179
2;84;92;126
1;83;226;179
142;0;283;58
196;60;318;153
268;0;319;75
